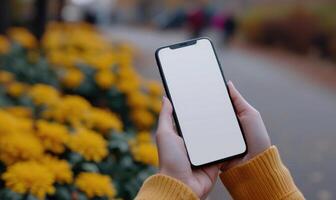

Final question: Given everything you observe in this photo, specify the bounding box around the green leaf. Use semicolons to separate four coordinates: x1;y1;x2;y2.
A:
80;163;100;173
25;194;38;200
54;186;71;200
0;189;22;200
77;191;88;200
68;153;83;165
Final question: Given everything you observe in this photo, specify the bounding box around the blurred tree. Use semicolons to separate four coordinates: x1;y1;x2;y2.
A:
32;0;48;40
0;0;11;34
56;0;65;21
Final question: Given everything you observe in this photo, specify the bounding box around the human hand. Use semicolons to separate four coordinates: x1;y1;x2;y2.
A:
220;81;271;171
156;97;220;199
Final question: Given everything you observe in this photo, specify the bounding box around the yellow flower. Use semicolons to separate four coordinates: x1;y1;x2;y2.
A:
0;110;21;135
149;97;162;114
0;133;44;165
3;106;32;118
116;78;140;94
68;128;108;162
17;117;34;133
131;142;159;166
2;161;55;200
131;109;155;130
28;84;60;105
61;68;84;89
127;92;149;108
7;82;28;97
0;70;14;84
85;108;123;133
136;131;153;143
43;95;91;126
94;69;116;89
39;155;73;184
47;51;68;66
147;81;163;96
0;109;33;137
75;172;116;199
7;27;37;49
88;53;115;70
118;67;137;80
36;120;69;154
0;35;10;54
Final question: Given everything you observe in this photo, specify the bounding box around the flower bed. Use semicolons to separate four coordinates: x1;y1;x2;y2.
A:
239;4;336;61
0;23;162;200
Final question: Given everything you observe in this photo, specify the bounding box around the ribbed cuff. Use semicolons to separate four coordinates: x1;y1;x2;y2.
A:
220;146;304;200
135;174;199;200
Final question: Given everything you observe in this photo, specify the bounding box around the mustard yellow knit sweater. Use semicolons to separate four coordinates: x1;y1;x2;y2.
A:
135;146;304;200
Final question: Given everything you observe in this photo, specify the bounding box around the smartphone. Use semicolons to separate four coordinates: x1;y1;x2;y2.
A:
155;38;247;167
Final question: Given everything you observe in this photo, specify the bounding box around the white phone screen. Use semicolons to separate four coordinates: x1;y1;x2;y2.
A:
157;38;246;166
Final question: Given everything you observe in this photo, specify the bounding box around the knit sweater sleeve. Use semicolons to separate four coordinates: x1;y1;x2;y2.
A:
135;174;199;200
220;146;305;200
135;146;304;200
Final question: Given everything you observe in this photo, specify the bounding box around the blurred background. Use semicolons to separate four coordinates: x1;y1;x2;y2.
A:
0;0;335;199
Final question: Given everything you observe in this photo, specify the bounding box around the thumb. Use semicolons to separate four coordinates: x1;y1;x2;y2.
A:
227;81;255;115
157;96;175;135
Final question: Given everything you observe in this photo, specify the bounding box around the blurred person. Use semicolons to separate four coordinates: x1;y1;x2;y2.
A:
212;12;237;45
223;14;237;44
187;6;207;38
135;81;304;200
186;3;214;38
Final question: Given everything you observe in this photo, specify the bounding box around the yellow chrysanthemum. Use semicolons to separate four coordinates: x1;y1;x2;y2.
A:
7;27;37;49
131;142;159;167
39;155;73;184
85;108;123;133
118;67;138;80
3;106;32;118
94;69;116;89
2;161;55;200
42;95;91;126
127;92;149;108
61;68;84;89
116;78;140;94
75;172;116;199
68;128;108;162
88;53;115;70
0;70;13;84
36;120;69;154
147;81;163;96
28;84;60;106
135;131;153;143
7;82;28;97
0;133;44;165
0;110;33;138
0;110;20;136
131;109;155;130
0;35;10;54
149;97;162;114
16;117;34;133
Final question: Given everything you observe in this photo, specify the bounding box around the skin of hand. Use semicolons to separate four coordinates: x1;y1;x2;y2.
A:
220;81;271;171
156;81;271;198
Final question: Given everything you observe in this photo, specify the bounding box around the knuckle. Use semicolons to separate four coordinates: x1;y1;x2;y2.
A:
251;108;260;116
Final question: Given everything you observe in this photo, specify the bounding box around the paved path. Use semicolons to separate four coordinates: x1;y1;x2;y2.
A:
104;26;336;200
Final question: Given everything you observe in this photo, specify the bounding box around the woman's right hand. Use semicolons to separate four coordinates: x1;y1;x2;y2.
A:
220;81;272;171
